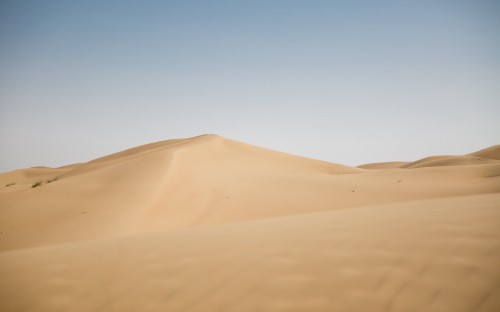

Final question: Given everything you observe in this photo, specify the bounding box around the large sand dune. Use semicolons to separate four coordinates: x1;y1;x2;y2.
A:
1;135;499;311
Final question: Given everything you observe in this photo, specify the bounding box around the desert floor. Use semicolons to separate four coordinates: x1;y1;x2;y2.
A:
1;134;499;311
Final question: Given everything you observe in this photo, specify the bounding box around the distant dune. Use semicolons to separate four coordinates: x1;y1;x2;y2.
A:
1;135;499;312
469;145;500;160
357;161;408;169
359;144;500;169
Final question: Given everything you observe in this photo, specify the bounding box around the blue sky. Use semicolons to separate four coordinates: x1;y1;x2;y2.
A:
1;0;499;172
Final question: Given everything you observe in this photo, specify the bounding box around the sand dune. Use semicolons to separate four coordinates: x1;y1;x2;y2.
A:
359;145;500;170
1;135;499;311
469;145;500;160
358;161;408;170
401;155;500;169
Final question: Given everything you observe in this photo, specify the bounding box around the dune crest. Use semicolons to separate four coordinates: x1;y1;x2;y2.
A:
1;136;499;312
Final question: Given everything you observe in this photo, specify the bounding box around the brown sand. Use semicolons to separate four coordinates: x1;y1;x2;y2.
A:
1;135;499;311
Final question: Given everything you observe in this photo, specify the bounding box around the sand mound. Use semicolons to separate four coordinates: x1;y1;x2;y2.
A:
1;135;499;311
469;145;500;160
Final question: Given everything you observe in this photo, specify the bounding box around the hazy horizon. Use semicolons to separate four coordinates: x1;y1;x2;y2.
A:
1;0;499;172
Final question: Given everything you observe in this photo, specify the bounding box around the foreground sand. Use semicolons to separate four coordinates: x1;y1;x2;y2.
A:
1;135;499;311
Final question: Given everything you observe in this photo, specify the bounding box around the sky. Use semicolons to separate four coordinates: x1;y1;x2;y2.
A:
1;0;499;172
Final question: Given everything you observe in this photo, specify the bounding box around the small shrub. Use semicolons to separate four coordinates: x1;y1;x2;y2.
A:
46;177;59;183
32;181;42;188
5;182;15;187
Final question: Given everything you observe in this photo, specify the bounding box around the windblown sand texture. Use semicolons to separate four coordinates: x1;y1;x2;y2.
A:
1;135;499;311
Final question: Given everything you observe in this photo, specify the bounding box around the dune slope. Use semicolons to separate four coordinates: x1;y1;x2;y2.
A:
1;135;499;312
